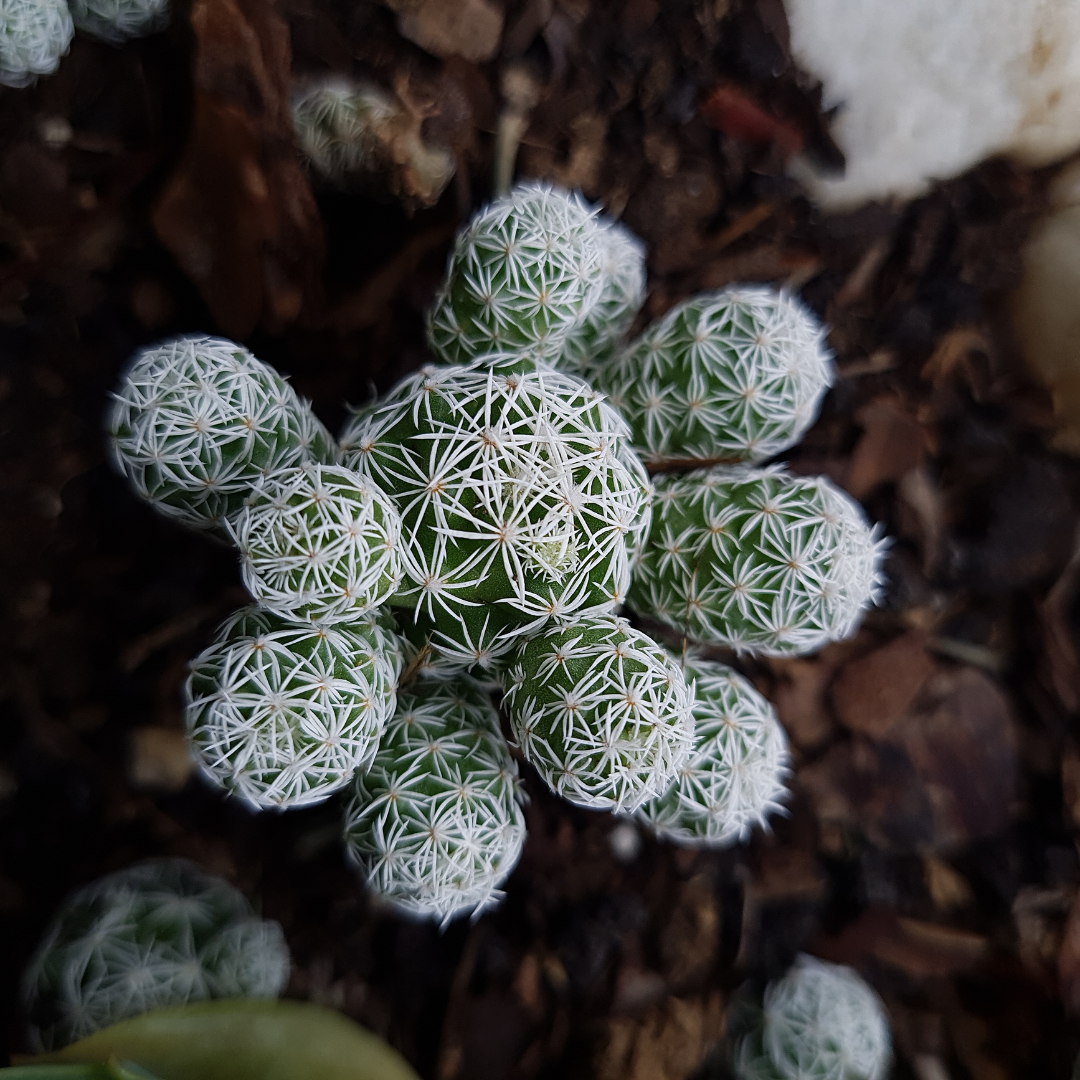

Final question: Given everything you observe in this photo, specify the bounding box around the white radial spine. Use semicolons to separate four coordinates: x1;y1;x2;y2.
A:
638;654;790;847
502;614;694;811
343;678;527;925
231;463;402;624
0;0;73;87
184;606;399;810
68;0;169;43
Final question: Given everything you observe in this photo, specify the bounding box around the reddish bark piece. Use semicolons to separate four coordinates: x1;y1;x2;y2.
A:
385;0;504;62
845;396;927;500
699;84;803;158
831;630;935;740
152;0;324;339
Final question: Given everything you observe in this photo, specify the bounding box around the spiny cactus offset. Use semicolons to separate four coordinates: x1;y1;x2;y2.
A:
185;606;400;809
68;0;169;43
628;467;883;656
596;286;833;467
735;954;892;1080
426;183;605;364
638;654;789;847
107;335;335;531
231;463;402;624
22;859;289;1052
343;678;526;924
557;213;647;380
340;357;650;674
0;0;73;87
502;613;694;811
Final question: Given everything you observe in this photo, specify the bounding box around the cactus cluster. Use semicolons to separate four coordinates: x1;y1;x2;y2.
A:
105;181;885;928
734;955;892;1080
22;859;289;1051
0;0;167;87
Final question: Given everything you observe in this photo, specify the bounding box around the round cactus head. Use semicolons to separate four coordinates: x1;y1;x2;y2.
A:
22;859;289;1051
502;614;694;811
340;357;651;670
0;0;73;88
185;606;400;810
230;463;402;624
107;335;336;531
426;183;605;364
67;0;169;43
628;467;883;656
638;654;789;847
343;678;526;924
557;214;647;379
735;955;892;1080
596;286;833;467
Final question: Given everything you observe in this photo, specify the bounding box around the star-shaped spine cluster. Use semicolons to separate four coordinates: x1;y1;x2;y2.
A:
0;0;73;87
426;183;605;364
503;614;694;810
68;0;168;43
343;679;526;924
107;335;335;530
340;356;651;674
557;213;647;381
232;463;402;624
596;286;833;466
628;467;884;655
638;654;790;846
185;607;400;809
735;955;892;1080
22;859;289;1052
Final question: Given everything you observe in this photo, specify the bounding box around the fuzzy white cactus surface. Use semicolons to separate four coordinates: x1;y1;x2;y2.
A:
22;859;289;1052
340;356;651;675
185;606;400;810
426;183;605;364
596;286;833;467
557;214;647;380
638;654;789;847
735;955;892;1080
231;463;402;624
503;614;694;811
107;336;335;531
68;0;169;43
628;467;883;657
344;678;527;924
0;0;73;88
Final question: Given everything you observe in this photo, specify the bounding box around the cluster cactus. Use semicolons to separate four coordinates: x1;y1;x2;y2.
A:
22;859;289;1052
344;679;526;923
104;181;885;928
595;285;834;466
0;0;167;87
638;653;790;846
734;955;892;1080
0;0;73;87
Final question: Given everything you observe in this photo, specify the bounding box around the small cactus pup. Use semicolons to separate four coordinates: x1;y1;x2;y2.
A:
426;182;605;364
291;75;455;209
595;286;833;467
22;858;289;1052
340;356;651;675
556;213;647;381
734;954;892;1080
67;0;169;43
343;678;527;925
107;335;336;532
185;606;400;810
229;463;402;624
502;614;694;811
628;467;883;656
638;654;789;847
0;0;73;87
